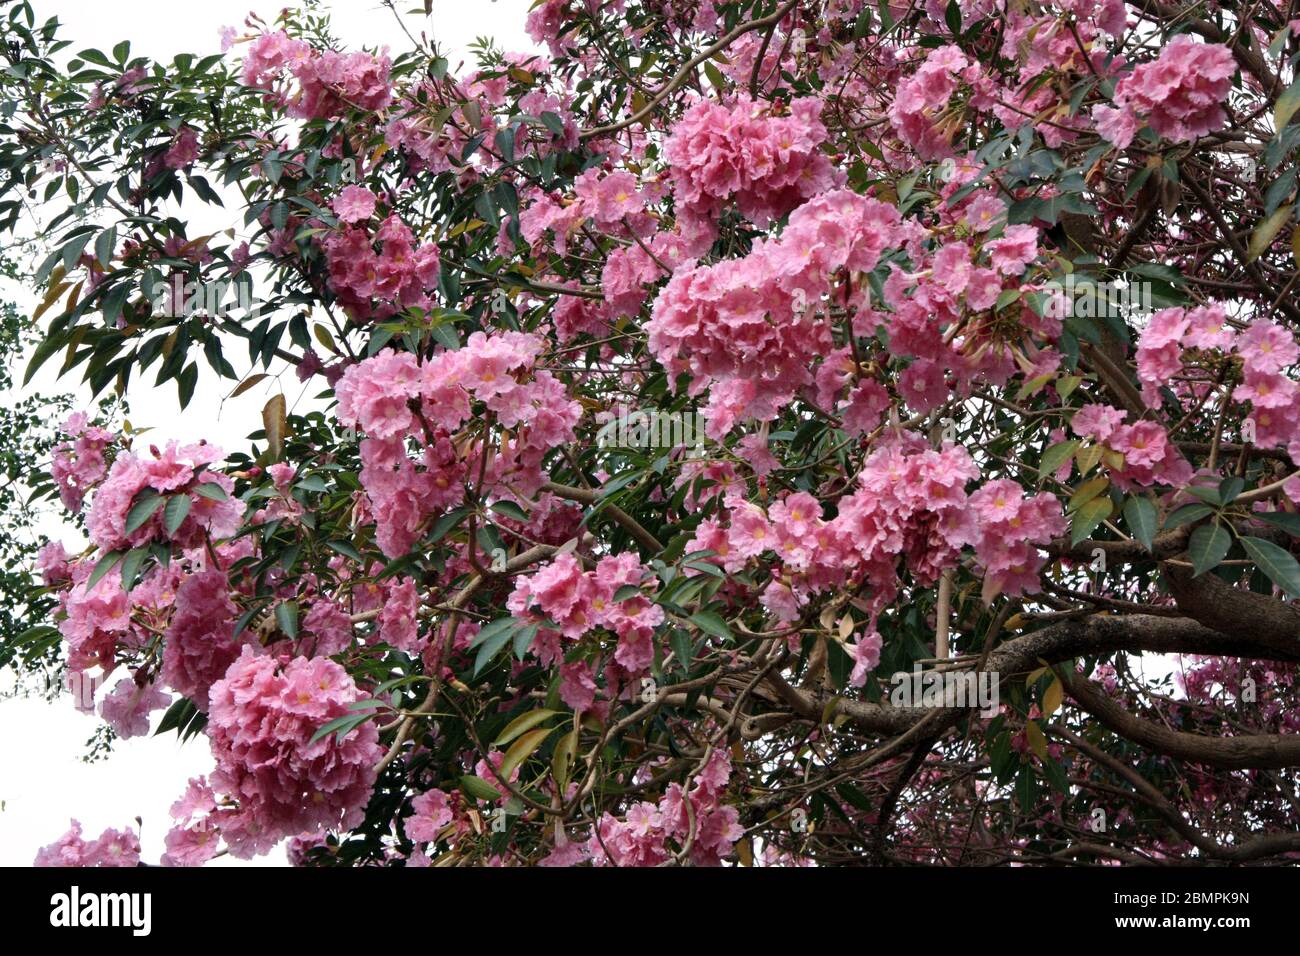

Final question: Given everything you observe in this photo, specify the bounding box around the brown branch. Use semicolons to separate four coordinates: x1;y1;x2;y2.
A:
1058;666;1300;769
580;0;800;141
541;480;664;553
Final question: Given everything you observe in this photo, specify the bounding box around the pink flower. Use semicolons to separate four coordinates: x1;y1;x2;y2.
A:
404;789;454;843
378;577;423;652
162;569;246;709
1239;320;1299;375
164;127;201;170
1110;420;1168;468
333;185;377;224
984;225;1040;275
1092;104;1138;149
207;647;382;858
964;193;1006;232
100;676;172;738
898;359;949;413
727;502;773;560
1113;37;1235;143
35;820;141;867
304;599;354;657
574;169;645;229
559;660;598;713
1071;403;1126;442
161;818;221;866
848;631;883;688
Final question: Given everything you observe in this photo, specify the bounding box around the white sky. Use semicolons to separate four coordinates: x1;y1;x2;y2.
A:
0;0;534;867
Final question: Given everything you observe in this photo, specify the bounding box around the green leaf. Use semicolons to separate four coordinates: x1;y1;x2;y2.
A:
468;617;517;649
1275;76;1300;131
119;547;150;591
193;482;228;501
428;507;469;544
275;600;299;639
326;539;363;562
459;774;502;802
155;697;198;738
836;782;874;813
309;712;370;745
499;726;556;781
94;225;116;267
489;500;529;522
944;0;962;34
1256;512;1300;537
1039;440;1078;478
539;111;566;137
1122;496;1157;551
1183;485;1223;506
86;550;124;590
1165;503;1214;530
164;495;191;536
473;618;518;675
1248;203;1293;261
689;610;733;641
1070;496;1113;545
512;621;539;660
671;629;693;674
493;709;559;747
1188;522;1231;577
124;493;164;535
1240;536;1300;598
1219;476;1245;504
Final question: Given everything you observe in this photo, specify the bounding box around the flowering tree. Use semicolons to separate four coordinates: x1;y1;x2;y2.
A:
7;0;1300;867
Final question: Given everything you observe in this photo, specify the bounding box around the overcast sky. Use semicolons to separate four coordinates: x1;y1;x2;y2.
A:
0;0;535;867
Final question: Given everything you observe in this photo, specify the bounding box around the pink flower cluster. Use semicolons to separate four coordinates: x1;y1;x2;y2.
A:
35;820;141;867
1097;37;1235;148
663;95;841;228
873;221;1052;413
240;30;392;120
507;551;664;676
581;749;744;867
322;214;441;321
889;45;988;160
100;676;173;738
1137;305;1300;461
50;411;113;512
85;440;241;552
834;435;981;602
685;432;1057;623
1136;303;1235;405
969;479;1066;597
163;126;201;170
334;334;580;555
1070;403;1193;490
204;646;382;858
378;576;424;652
649;189;901;435
1234;322;1300;457
162;568;247;709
